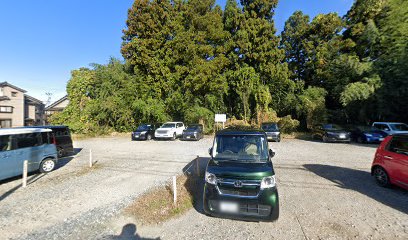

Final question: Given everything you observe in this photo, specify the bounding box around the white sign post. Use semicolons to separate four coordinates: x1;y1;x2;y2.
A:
214;114;227;130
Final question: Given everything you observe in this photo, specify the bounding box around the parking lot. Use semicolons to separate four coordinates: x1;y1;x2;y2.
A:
0;136;407;239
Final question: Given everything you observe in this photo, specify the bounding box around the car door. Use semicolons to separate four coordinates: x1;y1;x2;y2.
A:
176;123;184;136
383;136;408;187
0;135;19;180
14;133;43;173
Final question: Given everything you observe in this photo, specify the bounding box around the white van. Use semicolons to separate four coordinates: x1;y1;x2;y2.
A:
155;122;185;140
0;128;58;181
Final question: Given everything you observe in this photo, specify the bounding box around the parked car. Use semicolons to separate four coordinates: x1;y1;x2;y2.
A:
182;124;203;141
349;126;387;143
27;125;74;158
313;124;351;143
371;134;408;190
203;128;279;221
0;128;58;181
154;122;185;140
132;124;159;141
372;122;408;136
261;122;280;142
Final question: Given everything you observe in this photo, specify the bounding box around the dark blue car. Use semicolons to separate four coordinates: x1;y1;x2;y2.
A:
349;126;388;143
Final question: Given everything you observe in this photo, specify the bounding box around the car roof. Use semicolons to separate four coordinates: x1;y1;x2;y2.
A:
373;122;406;124
23;125;69;129
164;122;183;124
216;127;265;136
0;128;52;136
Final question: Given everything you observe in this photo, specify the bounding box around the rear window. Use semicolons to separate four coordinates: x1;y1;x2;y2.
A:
53;128;70;137
388;136;408;156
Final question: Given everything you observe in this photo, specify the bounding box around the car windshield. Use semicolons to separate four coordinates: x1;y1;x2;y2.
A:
186;126;200;131
136;125;150;131
323;124;343;131
390;123;408;131
213;135;269;162
262;124;278;131
161;123;176;128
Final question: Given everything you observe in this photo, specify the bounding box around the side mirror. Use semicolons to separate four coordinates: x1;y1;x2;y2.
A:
208;147;213;156
269;149;276;158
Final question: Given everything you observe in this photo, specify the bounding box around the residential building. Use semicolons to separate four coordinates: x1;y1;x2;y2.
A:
45;95;69;124
0;82;45;128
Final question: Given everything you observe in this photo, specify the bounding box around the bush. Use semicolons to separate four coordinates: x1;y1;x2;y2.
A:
278;115;300;133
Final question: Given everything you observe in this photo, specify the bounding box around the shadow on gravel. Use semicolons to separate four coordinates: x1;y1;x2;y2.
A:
304;164;408;214
182;157;210;214
0;173;46;201
56;148;83;170
103;223;160;240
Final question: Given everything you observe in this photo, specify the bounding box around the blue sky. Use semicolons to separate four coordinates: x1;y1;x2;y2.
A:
0;0;353;104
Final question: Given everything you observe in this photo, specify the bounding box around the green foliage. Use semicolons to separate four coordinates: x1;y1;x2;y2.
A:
278;115;300;133
54;0;407;133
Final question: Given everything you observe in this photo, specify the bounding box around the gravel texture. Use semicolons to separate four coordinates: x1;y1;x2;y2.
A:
0;136;407;240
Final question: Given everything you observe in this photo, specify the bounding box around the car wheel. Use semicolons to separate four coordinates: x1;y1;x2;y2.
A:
357;137;364;144
277;136;281;142
373;167;390;187
172;133;176;141
322;136;328;143
146;134;152;141
57;147;64;158
40;158;56;173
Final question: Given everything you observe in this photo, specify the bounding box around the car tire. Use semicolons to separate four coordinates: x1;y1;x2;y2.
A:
172;133;176;141
373;167;390;187
40;158;56;173
357;137;364;144
146;134;152;141
277;136;281;142
57;147;64;158
323;136;328;143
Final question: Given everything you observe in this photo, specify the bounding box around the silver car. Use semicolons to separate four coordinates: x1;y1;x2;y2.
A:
372;122;408;136
0;128;58;181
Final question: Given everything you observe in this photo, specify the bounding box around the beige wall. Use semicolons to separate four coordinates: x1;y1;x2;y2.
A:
28;105;36;120
0;86;24;127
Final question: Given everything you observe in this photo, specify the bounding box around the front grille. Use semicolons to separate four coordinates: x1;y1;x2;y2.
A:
183;133;196;138
157;130;168;134
218;187;258;197
239;204;271;216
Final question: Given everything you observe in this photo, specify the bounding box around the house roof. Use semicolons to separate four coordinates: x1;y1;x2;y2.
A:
0;82;27;93
24;94;44;105
45;95;68;110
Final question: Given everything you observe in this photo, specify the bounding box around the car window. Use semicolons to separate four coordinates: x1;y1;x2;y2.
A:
213;135;268;162
390;123;408;131
0;135;12;152
14;133;42;149
387;137;408;156
374;124;389;131
161;123;176;128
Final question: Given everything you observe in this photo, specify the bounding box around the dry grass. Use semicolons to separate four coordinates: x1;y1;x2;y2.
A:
72;132;131;141
125;175;196;225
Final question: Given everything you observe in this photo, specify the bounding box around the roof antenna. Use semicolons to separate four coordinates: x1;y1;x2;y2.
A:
45;92;53;106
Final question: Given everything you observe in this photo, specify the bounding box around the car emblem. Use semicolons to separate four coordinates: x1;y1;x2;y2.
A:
234;180;243;188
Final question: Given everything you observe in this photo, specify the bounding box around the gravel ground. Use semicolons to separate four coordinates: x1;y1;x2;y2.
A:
0;136;407;240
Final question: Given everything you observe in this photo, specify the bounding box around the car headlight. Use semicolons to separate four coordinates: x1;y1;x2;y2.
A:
140;131;147;135
205;172;217;185
365;133;373;137
260;176;276;189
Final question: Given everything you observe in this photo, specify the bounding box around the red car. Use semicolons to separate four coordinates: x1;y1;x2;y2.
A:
371;134;408;190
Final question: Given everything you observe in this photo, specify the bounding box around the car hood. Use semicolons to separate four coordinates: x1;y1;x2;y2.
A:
264;130;280;133
363;131;386;137
184;130;199;133
133;130;148;133
325;130;349;134
156;127;173;131
206;159;274;180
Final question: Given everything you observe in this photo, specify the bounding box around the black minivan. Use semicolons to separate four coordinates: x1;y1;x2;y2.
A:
28;126;74;157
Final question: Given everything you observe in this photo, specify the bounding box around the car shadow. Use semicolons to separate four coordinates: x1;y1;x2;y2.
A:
56;148;83;170
182;157;210;215
0;173;47;201
304;164;408;214
102;223;160;240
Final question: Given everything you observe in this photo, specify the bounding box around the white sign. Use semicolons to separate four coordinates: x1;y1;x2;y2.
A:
215;114;227;123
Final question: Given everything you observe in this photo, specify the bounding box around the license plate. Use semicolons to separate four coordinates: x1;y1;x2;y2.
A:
186;136;190;139
339;134;346;139
379;138;384;141
219;201;238;213
135;136;139;138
